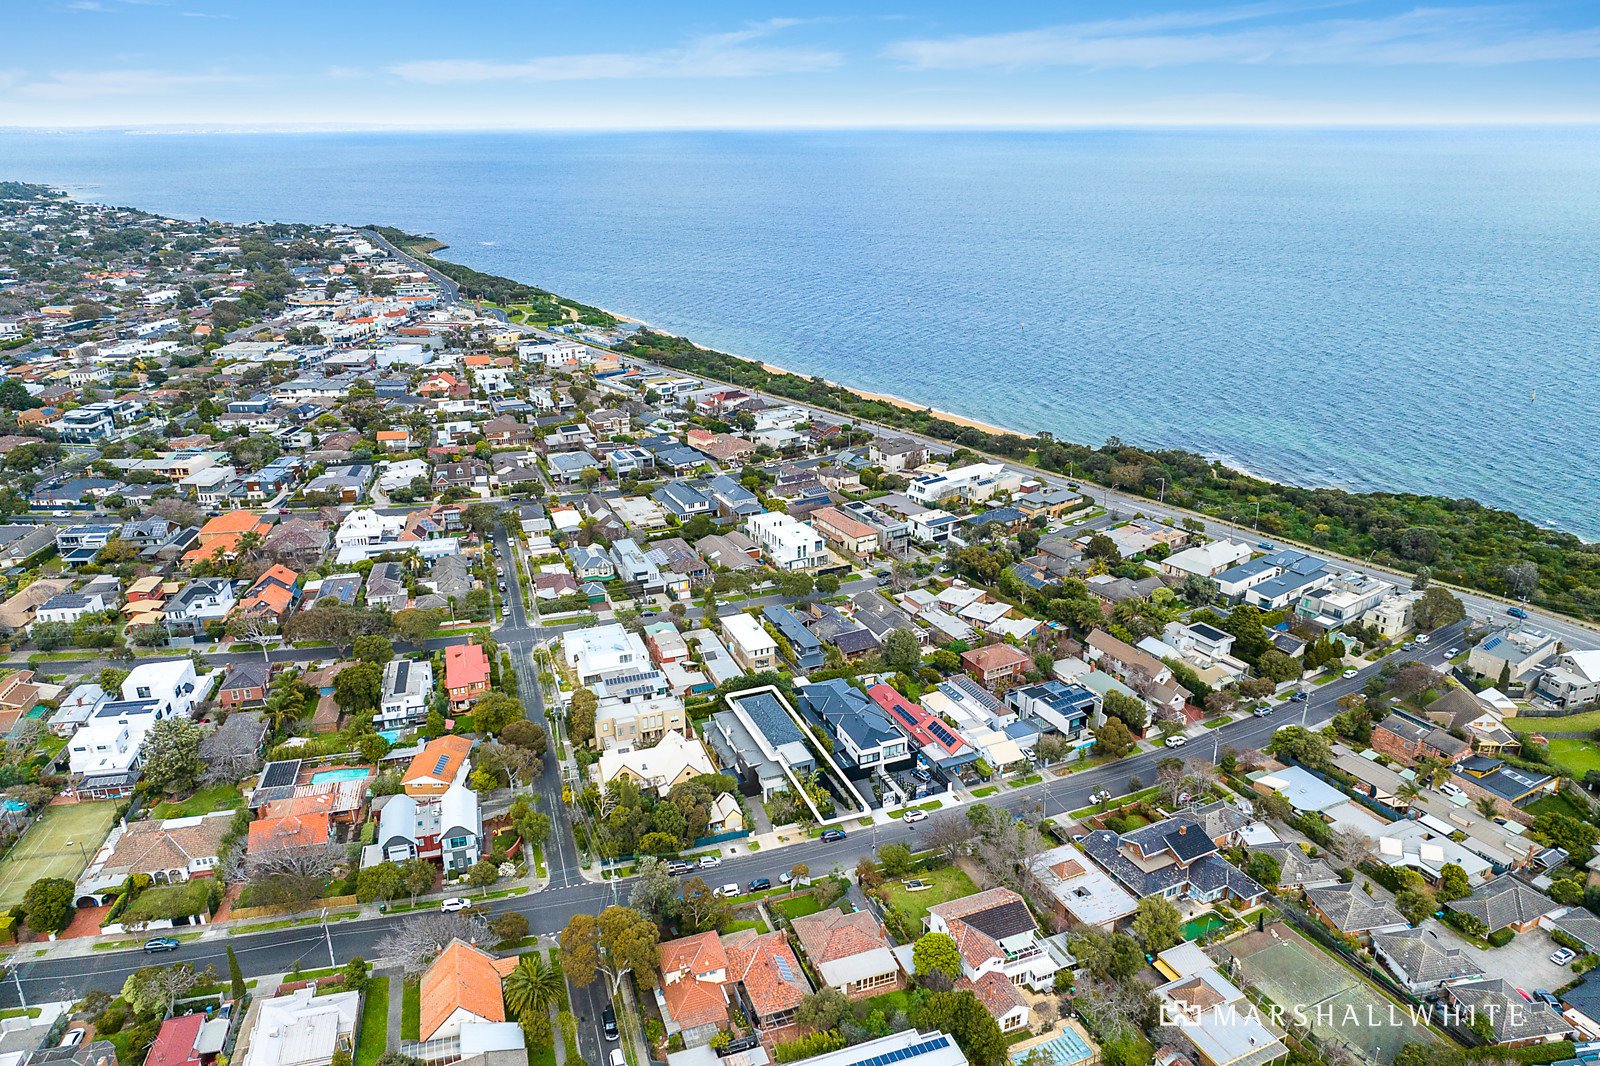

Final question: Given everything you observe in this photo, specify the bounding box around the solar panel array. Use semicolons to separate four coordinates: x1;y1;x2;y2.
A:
433;754;450;776
889;705;919;730
260;759;302;789
773;956;795;983
926;720;960;749
395;660;411;691
844;1035;951;1066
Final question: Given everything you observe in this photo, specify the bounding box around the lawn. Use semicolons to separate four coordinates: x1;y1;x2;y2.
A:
1509;709;1600;734
880;866;978;928
149;784;244;820
1529;792;1590;821
721;916;768;935
0;801;118;908
970;786;998;798
772;893;824;921
1545;739;1600;776
401;978;420;1041
858;988;916;1019
354;978;389;1066
888;801;942;819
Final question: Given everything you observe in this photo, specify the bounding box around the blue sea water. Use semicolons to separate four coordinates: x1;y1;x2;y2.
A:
4;129;1597;536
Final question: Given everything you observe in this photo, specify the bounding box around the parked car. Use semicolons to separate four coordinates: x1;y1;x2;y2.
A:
715;883;740;899
820;828;847;843
1552;947;1577;965
610;1050;628;1066
1342;669;1359;679
698;854;722;868
1415;633;1431;644
747;877;772;892
57;1030;85;1049
1289;691;1309;702
902;809;928;824
1164;735;1187;748
666;860;695;875
143;937;180;953
1508;606;1529;619
1445;647;1461;657
1089;789;1112;804
602;1006;618;1040
1440;783;1467;801
440;897;473;912
910;767;932;782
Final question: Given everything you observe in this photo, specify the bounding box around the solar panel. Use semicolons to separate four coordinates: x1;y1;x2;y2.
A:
433;754;450;775
395;661;411;690
773;956;795;983
928;721;959;747
260;759;302;789
890;706;918;729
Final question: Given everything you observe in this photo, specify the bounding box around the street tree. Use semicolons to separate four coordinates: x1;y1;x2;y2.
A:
379;911;492;976
141;717;203;795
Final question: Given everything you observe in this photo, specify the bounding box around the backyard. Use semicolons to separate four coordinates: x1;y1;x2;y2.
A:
1543;739;1600;776
880;865;978;928
149;784;244;820
0;801;119;908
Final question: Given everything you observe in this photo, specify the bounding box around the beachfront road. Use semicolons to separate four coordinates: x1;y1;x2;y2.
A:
0;624;1464;1008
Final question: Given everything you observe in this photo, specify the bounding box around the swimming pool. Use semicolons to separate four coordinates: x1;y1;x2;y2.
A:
378;730;401;744
1013;1028;1094;1066
1183;912;1232;941
0;800;26;813
310;768;372;785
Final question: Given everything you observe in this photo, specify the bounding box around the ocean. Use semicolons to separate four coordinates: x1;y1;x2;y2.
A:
4;128;1597;537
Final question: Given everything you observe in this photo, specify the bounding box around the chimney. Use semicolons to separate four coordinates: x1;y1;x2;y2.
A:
1178;825;1187;835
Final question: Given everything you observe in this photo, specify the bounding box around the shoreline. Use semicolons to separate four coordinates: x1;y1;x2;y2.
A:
747;359;1027;440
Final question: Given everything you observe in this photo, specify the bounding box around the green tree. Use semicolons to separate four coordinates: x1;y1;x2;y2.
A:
502;953;562;1025
141;717;202;795
341;956;369;994
1101;690;1148;733
1270;725;1332;769
1257;649;1303;684
776;572;815;599
356;862;406;903
914;989;1007;1066
467;860;499;893
1244;852;1281;890
1414;586;1466;630
227;945;246;1004
353;634;394;664
1092;717;1137;759
912;932;963;981
794;986;852;1035
22;877;74;934
1132;896;1184;954
333;661;383;713
567;688;598;748
882;629;922;672
877;841;913;877
473;691;526;736
1437;863;1471;902
1395;887;1438;926
491;911;530;945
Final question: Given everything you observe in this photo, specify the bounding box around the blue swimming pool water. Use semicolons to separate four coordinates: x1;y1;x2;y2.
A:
1;800;27;813
1014;1030;1094;1066
310;768;372;785
378;730;401;744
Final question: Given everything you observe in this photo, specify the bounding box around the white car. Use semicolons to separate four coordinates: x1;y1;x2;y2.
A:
440;897;473;912
1445;647;1460;657
610;1050;628;1066
1552;948;1578;966
1415;634;1431;644
715;883;740;899
698;854;722;868
1090;790;1112;804
902;809;928;824
1440;783;1467;801
1164;735;1187;748
1342;669;1358;679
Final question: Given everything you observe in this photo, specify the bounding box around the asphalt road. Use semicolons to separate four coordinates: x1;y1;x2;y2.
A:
0;619;1466;1009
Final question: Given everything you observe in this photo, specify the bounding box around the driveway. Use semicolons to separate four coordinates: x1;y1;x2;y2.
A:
1418;918;1573;992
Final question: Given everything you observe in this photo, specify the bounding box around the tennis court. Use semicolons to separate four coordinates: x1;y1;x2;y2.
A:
1227;926;1439;1065
0;802;119;908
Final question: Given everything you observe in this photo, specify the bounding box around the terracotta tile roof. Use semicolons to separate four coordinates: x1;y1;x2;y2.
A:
420;939;507;1042
199;510;268;537
246;812;330;853
405;734;473;788
790;908;889;965
445;644;490;691
723;929;809;1020
146;1013;203;1066
661;930;727;979
99;813;232;877
957;971;1026;1018
663;973;729;1032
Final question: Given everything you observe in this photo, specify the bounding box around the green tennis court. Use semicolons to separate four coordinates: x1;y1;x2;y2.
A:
0;802;119;907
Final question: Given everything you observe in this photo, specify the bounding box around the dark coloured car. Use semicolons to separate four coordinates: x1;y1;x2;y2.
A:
143;937;180;953
1508;606;1529;619
748;877;772;892
602;1005;618;1040
820;828;847;843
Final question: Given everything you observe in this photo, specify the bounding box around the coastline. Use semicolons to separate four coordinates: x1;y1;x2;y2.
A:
748;358;1027;440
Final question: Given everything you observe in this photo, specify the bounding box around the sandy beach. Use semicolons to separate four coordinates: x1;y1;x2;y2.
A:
748;358;1029;439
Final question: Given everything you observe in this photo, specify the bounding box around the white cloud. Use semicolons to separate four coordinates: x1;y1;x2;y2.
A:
388;19;841;84
16;68;262;100
885;5;1600;70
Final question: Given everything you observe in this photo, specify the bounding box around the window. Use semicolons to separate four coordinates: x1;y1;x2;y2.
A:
447;836;470;850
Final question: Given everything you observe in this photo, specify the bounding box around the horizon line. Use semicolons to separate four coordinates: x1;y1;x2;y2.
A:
4;117;1600;135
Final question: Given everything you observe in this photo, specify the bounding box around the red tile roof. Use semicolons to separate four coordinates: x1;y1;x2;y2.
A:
445;643;490;691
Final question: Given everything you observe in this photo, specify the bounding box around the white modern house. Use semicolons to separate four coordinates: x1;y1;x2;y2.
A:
742;512;828;572
241;985;359;1066
563;623;652;686
379;657;433;728
721;612;778;673
68;660;203;798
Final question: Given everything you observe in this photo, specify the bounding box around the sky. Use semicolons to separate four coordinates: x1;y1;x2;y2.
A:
3;0;1600;128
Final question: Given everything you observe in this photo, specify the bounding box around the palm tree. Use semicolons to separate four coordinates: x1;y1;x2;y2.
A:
502;953;562;1025
1396;781;1422;806
1475;797;1498;819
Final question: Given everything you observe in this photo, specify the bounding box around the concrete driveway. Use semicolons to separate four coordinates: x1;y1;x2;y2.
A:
1419;918;1574;992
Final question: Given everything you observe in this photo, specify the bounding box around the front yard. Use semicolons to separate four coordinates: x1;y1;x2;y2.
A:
879;865;978;929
